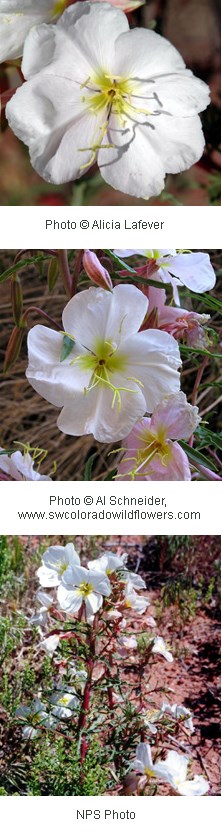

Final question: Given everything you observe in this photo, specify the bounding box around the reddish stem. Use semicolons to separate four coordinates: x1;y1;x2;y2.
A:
72;249;84;296
189;358;208;446
22;306;61;331
77;615;97;770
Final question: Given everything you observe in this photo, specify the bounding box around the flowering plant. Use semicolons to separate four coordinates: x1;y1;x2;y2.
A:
12;539;210;796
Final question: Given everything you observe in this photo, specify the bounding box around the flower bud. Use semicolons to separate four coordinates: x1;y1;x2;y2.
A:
83;250;113;290
3;325;25;372
11;277;23;326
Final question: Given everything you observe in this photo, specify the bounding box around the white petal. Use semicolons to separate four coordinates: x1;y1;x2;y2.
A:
85;592;103;617
56;2;129;78
169;253;216;292
57;379;146;443
88;570;111;596
6;75;107;184
37;565;59;588
115;27;185;78
98;113;166;199
57;585;82;614
62;284;148;350
26;324;91;406
178;776;209;796
22;725;40;739
105;283;148;343
151;392;200;440
149;114;205;175
128;572;146;590
123;330;181;412
135;743;153;770
16;704;30;720
0;451;21;480
62;564;88;586
0;11;50;62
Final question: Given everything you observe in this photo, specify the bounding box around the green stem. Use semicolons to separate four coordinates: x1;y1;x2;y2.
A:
57;250;72;298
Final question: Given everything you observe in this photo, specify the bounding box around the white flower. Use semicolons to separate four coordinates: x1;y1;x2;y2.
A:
132;742;157;777
124;582;149;614
117;634;137;656
88;551;145;591
87;550;127;575
49;687;79;719
152;750;209;796
68;664;87;689
0;1;144;63
16;698;57;738
30;590;53;627
0;0;57;62
152;636;173;662
133;744;209;795
103;608;123;621
6;3;209;197
26;284;181;444
40;634;60;655
141;708;162;734
57;564;111;620
0;448;51;481
161;702;194;733
37;542;80;588
114;250;216;304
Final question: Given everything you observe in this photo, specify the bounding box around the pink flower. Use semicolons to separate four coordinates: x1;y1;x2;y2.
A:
83;250;113;290
143;287;210;349
117;392;200;481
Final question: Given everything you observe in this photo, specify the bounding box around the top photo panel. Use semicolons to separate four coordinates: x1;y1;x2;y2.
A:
0;0;220;207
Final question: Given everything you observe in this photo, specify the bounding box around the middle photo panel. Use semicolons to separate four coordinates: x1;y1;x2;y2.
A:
0;248;221;482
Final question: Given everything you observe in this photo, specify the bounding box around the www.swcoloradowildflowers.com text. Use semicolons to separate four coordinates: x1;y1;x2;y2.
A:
17;509;201;521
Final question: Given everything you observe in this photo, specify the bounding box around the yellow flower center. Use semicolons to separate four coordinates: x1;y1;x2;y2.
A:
122;425;172;479
79;70;152;170
69;336;143;413
58;695;70;706
59;561;68;574
83;72;138;119
144;767;156;778
79;582;94;597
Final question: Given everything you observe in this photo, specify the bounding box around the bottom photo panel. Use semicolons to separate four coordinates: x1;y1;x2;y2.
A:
0;535;220;797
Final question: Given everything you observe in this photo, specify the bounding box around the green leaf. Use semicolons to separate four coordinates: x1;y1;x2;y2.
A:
103;250;137;273
0;449;14;456
179;344;222;360
179;441;218;472
195;426;222;452
60;335;75;362
83;453;97;480
47;258;59;292
103;468;117;481
0;255;47;284
180;291;222;313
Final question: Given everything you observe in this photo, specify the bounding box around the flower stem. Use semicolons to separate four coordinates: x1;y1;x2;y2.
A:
191;459;222;481
72;249;84;296
57;250;72;298
22;306;61;330
77;616;97;769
